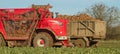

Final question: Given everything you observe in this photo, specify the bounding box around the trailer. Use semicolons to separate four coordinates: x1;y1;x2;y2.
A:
67;20;106;47
57;14;106;47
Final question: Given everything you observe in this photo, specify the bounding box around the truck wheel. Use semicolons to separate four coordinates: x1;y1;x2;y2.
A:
71;39;86;48
0;34;6;46
33;32;53;47
71;40;78;47
77;39;86;47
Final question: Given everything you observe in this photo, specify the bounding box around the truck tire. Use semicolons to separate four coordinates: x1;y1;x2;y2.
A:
71;40;78;47
33;32;53;47
71;39;86;48
0;34;6;46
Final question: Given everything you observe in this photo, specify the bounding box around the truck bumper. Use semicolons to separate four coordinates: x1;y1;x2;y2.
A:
62;40;73;47
56;36;68;40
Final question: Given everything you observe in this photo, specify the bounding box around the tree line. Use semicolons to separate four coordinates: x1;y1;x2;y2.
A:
78;3;120;40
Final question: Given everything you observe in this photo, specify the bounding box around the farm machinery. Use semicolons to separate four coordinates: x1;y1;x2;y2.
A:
0;4;106;47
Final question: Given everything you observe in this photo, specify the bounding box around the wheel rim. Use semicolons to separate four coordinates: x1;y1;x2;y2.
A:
77;39;86;47
71;39;86;47
37;38;45;47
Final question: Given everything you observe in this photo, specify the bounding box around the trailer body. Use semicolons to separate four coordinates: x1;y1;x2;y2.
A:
67;20;106;39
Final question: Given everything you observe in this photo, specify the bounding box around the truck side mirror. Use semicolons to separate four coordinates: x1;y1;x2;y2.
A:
55;12;59;18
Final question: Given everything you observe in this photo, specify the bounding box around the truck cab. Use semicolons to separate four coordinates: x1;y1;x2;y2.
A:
33;4;70;47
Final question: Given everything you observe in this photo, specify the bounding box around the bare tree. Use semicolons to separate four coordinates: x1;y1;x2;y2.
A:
85;3;120;39
86;4;106;20
86;4;120;26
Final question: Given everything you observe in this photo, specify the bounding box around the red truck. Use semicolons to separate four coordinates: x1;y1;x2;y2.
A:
0;4;106;47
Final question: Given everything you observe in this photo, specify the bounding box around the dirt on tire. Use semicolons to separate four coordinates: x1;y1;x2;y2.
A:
33;32;53;47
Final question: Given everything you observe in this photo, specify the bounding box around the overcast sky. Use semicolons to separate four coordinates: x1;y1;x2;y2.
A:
0;0;120;15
